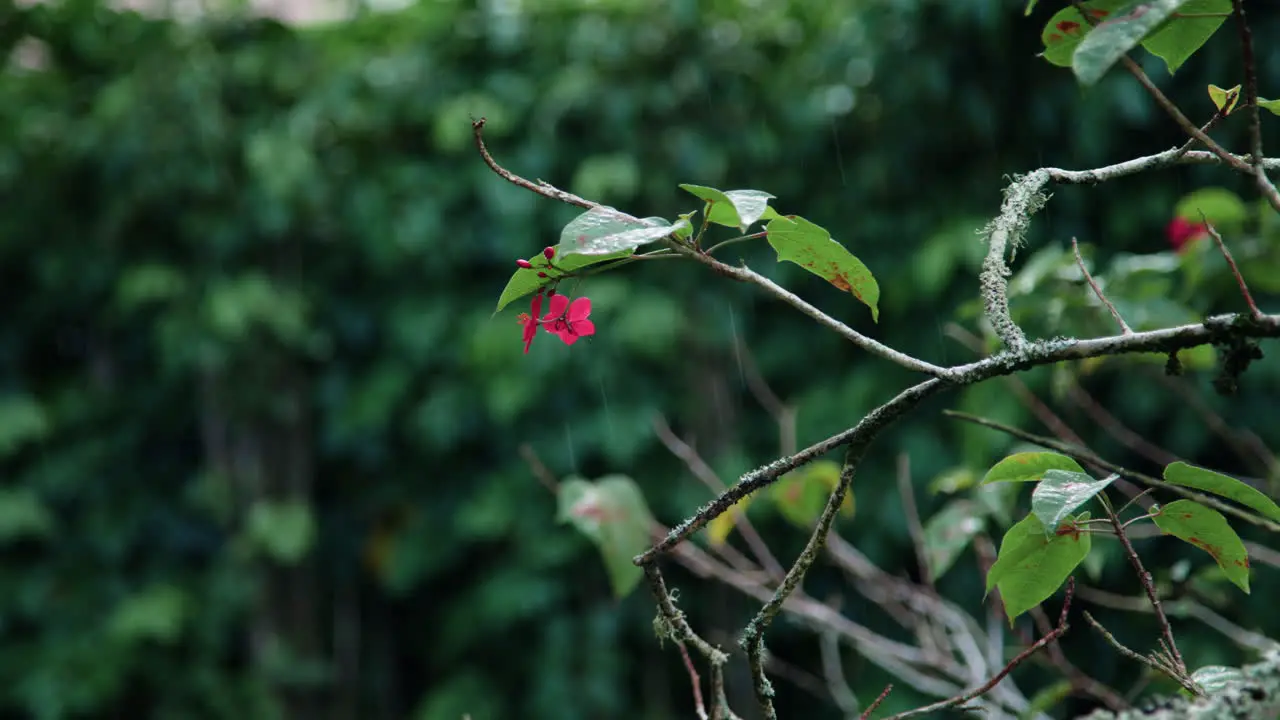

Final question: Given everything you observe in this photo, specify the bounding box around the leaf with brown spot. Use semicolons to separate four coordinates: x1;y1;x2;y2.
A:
765;215;879;322
1152;499;1250;593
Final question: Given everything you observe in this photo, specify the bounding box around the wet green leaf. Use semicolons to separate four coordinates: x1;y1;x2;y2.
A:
1031;470;1114;535
1152;499;1250;593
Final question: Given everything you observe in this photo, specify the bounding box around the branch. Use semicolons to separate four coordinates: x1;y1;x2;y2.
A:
678;642;710;720
652;414;787;581
1082;611;1201;696
472;118;950;378
877;580;1076;720
1230;0;1280;213
859;685;893;720
979;149;1280;350
1072;237;1131;334
1099;494;1186;674
1203;219;1262;320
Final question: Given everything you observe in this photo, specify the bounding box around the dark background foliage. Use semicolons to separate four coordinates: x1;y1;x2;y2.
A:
2;0;1279;717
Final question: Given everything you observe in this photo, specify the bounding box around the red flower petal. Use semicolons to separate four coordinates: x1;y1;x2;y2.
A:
567;296;592;322
543;293;569;321
573;319;595;338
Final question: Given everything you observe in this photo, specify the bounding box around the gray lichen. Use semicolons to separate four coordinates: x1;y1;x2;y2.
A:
980;170;1052;350
1078;648;1280;720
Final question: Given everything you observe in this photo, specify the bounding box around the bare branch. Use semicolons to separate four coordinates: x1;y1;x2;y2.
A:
1099;494;1186;674
652;414;787;581
1083;611;1201;696
880;580;1076;719
679;642;710;720
1203;219;1263;320
895;453;934;591
859;685;893;720
1230;0;1280;212
1072;237;1131;334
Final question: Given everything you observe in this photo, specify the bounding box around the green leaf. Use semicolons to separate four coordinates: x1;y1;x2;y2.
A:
1152;499;1250;593
1207;83;1241;115
927;467;979;496
1190;665;1247;694
1174;187;1248;228
108;584;187;644
765;215;880;321
1259;98;1280;116
922;499;986;581
768;460;854;528
986;513;1091;623
1073;0;1194;86
1164;462;1280;522
0;395;51;458
557;474;654;598
679;185;776;232
0;488;54;544
1040;0;1131;68
494;247;631;312
1140;0;1231;76
1025;0;1041;15
1032;470;1115;535
559;208;677;256
246;499;316;565
982;452;1086;485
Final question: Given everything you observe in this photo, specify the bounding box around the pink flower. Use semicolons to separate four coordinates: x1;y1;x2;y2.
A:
541;294;595;345
1167;216;1208;253
517;292;544;354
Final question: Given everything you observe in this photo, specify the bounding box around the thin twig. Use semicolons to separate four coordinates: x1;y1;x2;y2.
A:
1118;56;1252;174
1065;380;1179;468
819;627;860;716
1148;369;1277;477
1202;219;1262;320
652;414;787;581
679;642;710;720
1098;493;1186;673
519;443;560;493
880;580;1075;719
1171;112;1224;161
895;453;934;591
1083;611;1202;696
1028;605;1129;710
859;684;893;720
1230;0;1280;213
1077;584;1278;652
1072;237;1131;334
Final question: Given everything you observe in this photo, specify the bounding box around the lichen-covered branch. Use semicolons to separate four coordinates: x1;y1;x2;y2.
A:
980;149;1280;351
1078;648;1280;720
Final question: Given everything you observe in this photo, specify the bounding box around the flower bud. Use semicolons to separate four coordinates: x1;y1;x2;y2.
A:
537;272;548;278
543;246;556;260
516;259;533;269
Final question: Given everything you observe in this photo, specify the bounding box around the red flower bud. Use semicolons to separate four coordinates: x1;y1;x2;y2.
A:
537;272;548;278
543;246;556;260
516;258;533;269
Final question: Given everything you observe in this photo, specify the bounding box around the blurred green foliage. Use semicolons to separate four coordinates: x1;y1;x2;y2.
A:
2;0;1280;717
